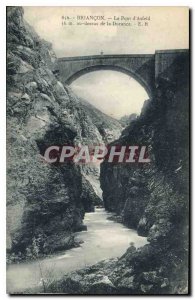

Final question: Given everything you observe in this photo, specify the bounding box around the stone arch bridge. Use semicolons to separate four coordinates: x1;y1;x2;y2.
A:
57;50;189;97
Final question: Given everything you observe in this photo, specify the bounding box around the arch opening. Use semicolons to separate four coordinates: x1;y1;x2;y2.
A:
66;64;152;99
69;69;150;121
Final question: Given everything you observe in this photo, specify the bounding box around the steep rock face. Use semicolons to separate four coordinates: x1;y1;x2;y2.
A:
100;52;189;237
7;7;85;257
77;97;122;143
119;113;138;127
62;90;122;206
6;7;121;258
98;51;189;292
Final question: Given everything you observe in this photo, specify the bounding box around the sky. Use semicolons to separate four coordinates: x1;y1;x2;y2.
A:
70;71;148;119
23;7;189;119
24;7;189;57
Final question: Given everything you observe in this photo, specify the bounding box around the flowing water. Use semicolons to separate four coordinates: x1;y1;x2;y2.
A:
7;208;148;293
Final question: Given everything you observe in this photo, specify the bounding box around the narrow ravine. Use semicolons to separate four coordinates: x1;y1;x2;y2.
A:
7;208;147;293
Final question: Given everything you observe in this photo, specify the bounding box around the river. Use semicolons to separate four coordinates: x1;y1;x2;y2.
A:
7;208;148;293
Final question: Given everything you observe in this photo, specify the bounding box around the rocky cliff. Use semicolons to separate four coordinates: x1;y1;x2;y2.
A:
7;7;121;259
99;50;189;293
101;52;189;237
119;113;138;127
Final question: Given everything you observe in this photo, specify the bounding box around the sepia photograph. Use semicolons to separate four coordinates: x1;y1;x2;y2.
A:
6;5;189;295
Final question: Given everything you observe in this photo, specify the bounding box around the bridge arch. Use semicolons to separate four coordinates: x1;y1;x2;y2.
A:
58;51;188;100
65;64;152;98
57;54;156;99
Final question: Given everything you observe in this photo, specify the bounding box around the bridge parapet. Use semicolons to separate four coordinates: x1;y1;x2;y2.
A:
155;49;189;82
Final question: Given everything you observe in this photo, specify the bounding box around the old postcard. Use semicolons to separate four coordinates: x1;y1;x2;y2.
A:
6;6;189;294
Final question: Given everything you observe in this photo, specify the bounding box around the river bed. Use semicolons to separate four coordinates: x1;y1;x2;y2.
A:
7;208;148;293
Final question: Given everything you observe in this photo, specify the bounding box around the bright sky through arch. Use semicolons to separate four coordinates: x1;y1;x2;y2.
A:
70;71;148;119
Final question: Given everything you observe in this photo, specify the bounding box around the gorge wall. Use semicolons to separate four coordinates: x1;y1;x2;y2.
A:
100;50;189;239
7;7;121;259
98;49;189;293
